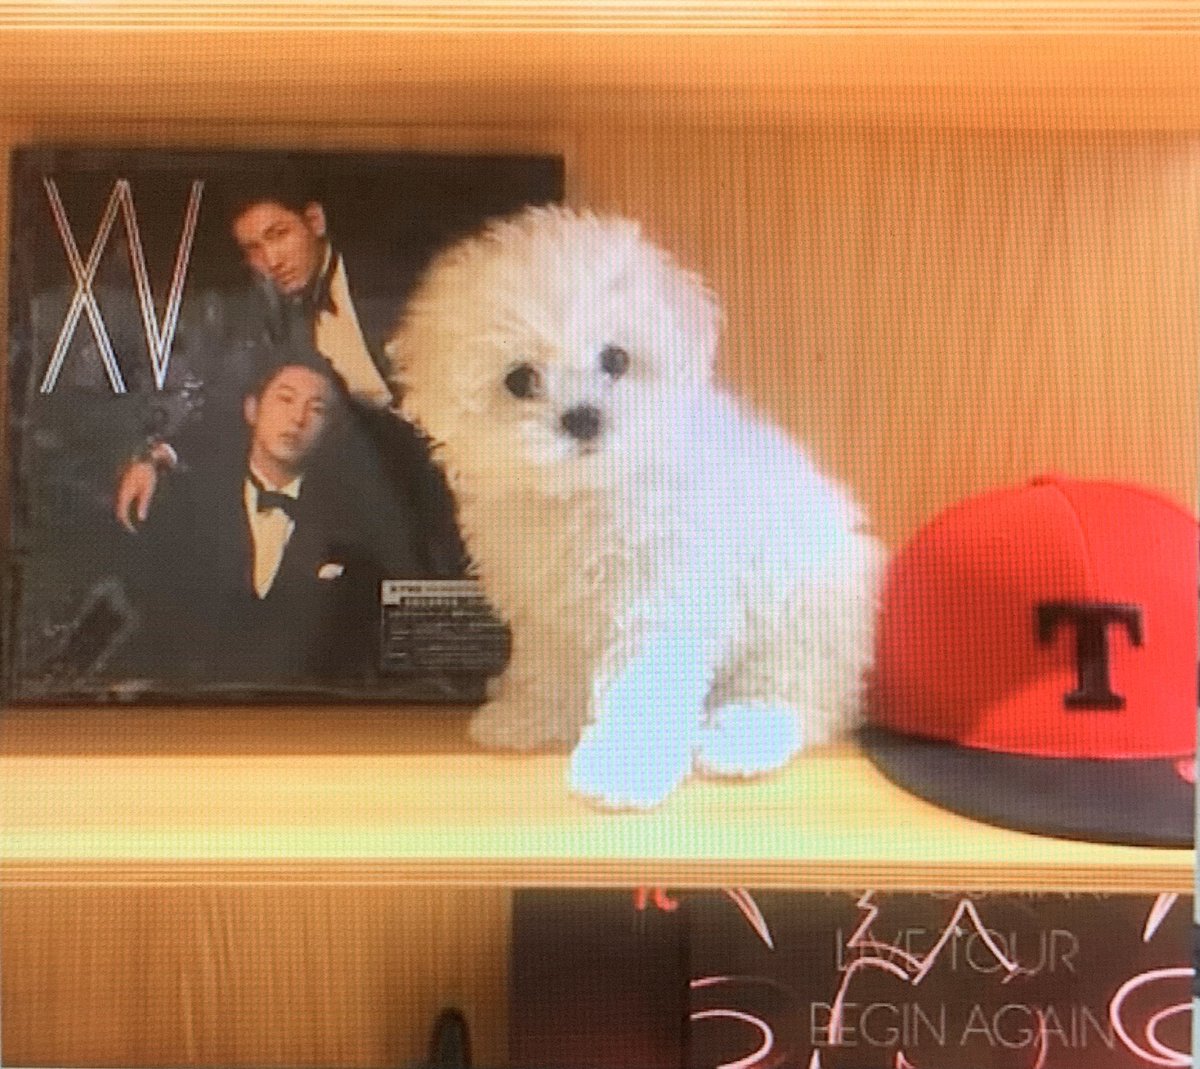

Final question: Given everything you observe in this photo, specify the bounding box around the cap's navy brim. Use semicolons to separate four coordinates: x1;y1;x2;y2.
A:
858;726;1194;848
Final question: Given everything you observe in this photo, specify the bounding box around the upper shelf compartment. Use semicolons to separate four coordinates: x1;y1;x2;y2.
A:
0;2;1196;130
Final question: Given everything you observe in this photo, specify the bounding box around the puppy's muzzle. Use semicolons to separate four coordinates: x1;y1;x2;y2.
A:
560;404;602;443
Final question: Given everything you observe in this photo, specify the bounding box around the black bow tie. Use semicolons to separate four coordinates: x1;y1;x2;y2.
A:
249;474;299;518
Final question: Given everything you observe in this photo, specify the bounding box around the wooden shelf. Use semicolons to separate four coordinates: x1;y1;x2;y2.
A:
0;2;1197;33
0;706;1190;893
0;6;1197;131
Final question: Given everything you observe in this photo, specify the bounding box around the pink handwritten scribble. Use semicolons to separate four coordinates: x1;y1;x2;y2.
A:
631;888;774;949
702;890;1192;1069
827;893;1026;1047
691;974;794;995
826;954;913;1044
1104;893;1194;1068
690;974;796;1068
805;1048;923;1067
725;889;775;950
1143;893;1179;943
838;892;1025;983
823;892;1034;1067
690;1008;774;1069
1028;1008;1049;1069
1109;967;1192;1067
1148;1003;1193;1060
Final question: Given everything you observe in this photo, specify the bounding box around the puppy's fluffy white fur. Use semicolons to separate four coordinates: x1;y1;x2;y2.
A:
388;205;885;809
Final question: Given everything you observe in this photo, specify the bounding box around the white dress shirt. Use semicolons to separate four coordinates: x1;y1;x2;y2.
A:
244;470;303;598
313;254;393;409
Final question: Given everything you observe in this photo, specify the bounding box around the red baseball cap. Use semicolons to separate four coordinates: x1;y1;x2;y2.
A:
861;475;1196;847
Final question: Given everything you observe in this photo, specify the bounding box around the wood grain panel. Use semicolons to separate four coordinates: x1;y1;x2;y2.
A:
1;3;1198;32
2;884;511;1068
0;29;1196;130
572;124;1200;545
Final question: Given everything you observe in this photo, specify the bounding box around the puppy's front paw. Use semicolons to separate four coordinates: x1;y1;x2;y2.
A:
567;721;692;810
469;698;561;751
695;703;804;778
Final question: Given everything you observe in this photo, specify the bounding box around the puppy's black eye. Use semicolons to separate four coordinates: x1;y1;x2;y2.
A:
599;345;630;378
504;363;541;399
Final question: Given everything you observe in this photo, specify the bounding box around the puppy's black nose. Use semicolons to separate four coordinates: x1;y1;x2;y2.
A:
560;404;602;442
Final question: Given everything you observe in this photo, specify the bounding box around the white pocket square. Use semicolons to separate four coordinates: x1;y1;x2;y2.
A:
317;562;345;581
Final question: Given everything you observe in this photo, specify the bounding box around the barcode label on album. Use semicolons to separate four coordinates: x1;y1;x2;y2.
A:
380;579;510;676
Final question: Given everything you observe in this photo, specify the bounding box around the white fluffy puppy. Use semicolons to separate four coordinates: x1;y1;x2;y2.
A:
388;205;885;809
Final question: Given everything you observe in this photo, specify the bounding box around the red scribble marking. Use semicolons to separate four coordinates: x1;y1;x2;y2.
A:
1174;757;1195;783
1144;893;1179;943
691;1009;774;1069
633;887;679;912
1108;967;1192;1067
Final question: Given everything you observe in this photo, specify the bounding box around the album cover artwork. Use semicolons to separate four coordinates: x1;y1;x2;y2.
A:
687;889;1192;1069
509;889;1192;1069
5;146;563;703
510;888;691;1069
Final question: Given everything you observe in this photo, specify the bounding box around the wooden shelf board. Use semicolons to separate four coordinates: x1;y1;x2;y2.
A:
0;22;1196;129
1;707;1190;893
0;3;1198;33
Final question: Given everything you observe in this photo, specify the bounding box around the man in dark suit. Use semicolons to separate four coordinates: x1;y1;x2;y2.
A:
114;175;466;580
136;358;389;687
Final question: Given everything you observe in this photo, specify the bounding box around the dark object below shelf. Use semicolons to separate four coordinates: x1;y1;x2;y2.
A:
425;1007;471;1068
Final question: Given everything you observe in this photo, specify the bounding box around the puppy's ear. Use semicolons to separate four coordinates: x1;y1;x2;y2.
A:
660;257;721;377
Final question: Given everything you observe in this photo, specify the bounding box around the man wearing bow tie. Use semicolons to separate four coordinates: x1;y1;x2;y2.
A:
230;191;396;410
115;177;466;581
242;360;334;600
133;358;391;685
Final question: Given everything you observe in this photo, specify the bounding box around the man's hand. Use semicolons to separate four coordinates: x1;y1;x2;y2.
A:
115;461;158;532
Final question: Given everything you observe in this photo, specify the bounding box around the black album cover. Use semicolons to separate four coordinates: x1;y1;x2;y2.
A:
687;890;1192;1069
5;146;562;702
509;889;1192;1069
511;888;691;1069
